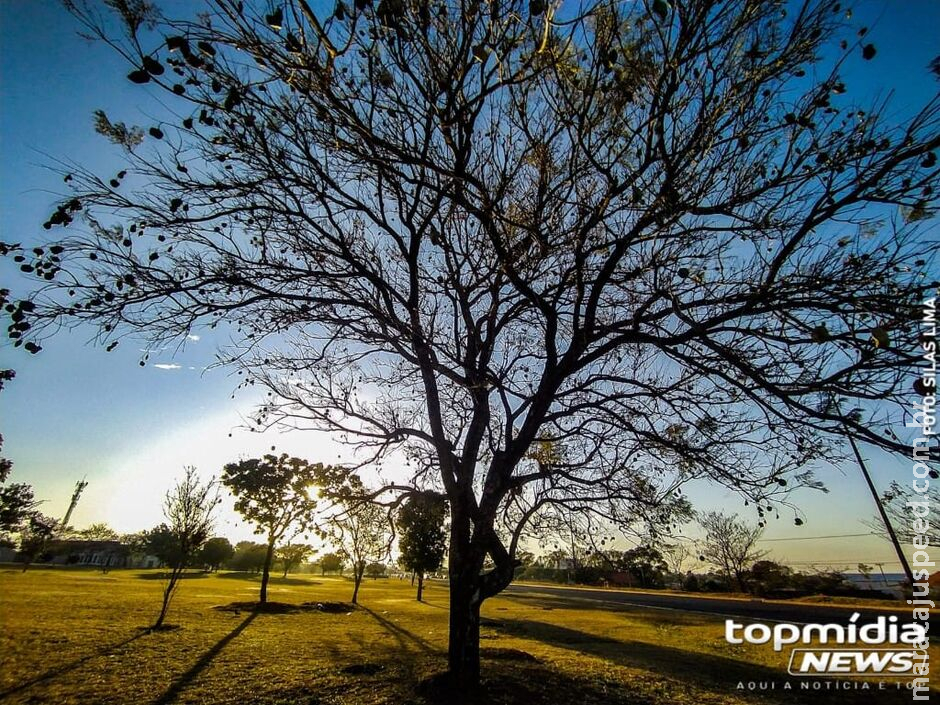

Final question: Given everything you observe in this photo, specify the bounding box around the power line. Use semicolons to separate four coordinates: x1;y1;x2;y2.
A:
782;559;903;566
758;532;877;542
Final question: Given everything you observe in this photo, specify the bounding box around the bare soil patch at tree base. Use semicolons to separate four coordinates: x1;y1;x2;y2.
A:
212;600;355;615
144;623;183;633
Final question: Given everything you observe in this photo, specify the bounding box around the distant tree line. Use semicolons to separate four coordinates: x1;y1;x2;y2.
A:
516;511;908;601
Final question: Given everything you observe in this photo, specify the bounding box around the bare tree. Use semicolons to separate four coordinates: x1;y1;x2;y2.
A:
322;491;391;604
661;541;694;577
865;480;940;545
7;0;940;686
154;468;218;629
698;511;767;592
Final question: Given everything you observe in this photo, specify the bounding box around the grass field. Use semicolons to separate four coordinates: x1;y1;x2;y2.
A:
0;567;934;705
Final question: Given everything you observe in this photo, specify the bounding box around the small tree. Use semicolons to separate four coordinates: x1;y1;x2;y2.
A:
324;495;390;604
153;468;218;629
365;561;388;579
77;522;119;541
397;492;448;601
318;551;344;576
18;513;57;571
699;511;767;592
119;531;148;557
277;543;315;577
747;560;794;596
143;524;181;566
793;568;850;595
199;537;235;572
222;454;321;604
229;541;268;572
620;545;668;588
0;483;39;538
660;542;694;578
865;481;940;544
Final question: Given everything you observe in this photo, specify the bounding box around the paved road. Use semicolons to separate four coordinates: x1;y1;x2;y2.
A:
503;582;909;625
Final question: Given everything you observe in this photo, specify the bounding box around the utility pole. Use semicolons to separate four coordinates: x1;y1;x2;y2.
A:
874;562;889;589
61;478;88;529
846;434;913;585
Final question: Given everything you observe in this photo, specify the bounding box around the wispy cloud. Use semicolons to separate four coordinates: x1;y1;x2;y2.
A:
187;334;201;342
153;363;182;370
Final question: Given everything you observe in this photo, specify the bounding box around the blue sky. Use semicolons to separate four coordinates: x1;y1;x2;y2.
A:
1;0;938;563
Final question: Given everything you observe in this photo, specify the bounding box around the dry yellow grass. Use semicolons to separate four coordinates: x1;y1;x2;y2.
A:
0;567;933;704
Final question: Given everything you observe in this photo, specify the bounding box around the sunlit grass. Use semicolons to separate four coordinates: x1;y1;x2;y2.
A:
0;567;933;704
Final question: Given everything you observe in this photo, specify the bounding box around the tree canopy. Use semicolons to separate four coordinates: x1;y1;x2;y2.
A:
77;522;120;541
397;491;448;599
698;510;767;591
17;513;58;571
229;540;269;572
317;550;345;575
277;542;316;576
619;544;668;588
222;454;322;602
199;536;236;570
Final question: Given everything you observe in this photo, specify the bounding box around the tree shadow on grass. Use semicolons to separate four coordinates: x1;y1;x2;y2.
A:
501;591;720;625
152;610;258;705
415;661;658;705
135;571;210;581
418;599;449;610
270;649;654;705
490;618;912;704
212;600;353;614
214;571;322;586
357;604;442;655
0;631;147;699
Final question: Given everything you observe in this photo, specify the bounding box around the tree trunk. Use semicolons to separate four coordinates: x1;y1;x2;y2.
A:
260;538;276;604
417;571;424;601
447;505;486;689
448;566;482;688
351;562;364;604
154;565;183;628
411;571;415;586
